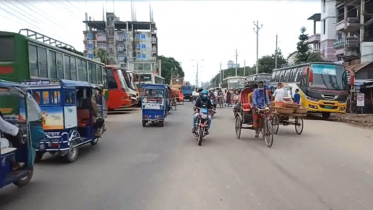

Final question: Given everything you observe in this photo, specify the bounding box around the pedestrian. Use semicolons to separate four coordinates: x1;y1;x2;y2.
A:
294;89;301;104
273;82;286;102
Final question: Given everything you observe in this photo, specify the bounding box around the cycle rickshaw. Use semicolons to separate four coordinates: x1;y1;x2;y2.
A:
234;87;274;147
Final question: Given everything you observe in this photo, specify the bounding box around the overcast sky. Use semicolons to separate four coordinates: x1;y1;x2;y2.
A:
1;0;321;85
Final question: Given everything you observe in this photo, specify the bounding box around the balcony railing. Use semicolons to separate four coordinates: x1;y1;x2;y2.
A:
308;34;320;44
345;36;359;49
335;17;360;32
334;39;345;49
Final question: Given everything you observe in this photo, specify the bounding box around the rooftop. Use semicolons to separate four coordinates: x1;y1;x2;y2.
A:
307;13;321;22
83;21;157;31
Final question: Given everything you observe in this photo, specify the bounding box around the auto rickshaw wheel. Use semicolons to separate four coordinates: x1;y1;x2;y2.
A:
64;146;79;163
142;120;147;127
91;137;99;145
35;152;45;162
13;166;33;187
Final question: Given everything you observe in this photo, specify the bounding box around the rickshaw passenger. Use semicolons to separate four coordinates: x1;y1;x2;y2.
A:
248;84;258;104
0;111;23;170
252;81;270;138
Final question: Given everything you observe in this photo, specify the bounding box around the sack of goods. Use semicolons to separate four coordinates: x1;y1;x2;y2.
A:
294;107;307;114
275;107;295;115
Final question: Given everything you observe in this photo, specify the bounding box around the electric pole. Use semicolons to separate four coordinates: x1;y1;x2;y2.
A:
234;49;238;76
253;20;263;75
192;59;204;87
220;62;222;83
275;33;278;69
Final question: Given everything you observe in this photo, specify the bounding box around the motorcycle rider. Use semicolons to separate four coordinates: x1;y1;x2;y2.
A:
192;90;212;135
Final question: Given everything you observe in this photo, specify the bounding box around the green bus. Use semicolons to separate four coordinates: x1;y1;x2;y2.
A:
0;29;108;115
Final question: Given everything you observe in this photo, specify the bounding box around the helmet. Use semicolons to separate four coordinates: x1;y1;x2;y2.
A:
201;90;208;100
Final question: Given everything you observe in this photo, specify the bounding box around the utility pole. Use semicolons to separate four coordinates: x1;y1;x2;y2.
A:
192;59;204;87
275;33;278;69
244;60;246;76
234;49;238;76
253;20;263;75
220;62;222;83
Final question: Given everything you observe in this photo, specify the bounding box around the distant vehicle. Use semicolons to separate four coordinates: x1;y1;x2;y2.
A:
221;76;247;90
246;73;271;86
181;85;193;101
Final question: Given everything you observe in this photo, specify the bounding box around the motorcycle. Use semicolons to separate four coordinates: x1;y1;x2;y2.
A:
193;108;209;146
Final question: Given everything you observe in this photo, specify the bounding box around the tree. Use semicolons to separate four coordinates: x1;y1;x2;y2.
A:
307;52;325;62
96;49;109;64
158;56;184;85
295;27;310;64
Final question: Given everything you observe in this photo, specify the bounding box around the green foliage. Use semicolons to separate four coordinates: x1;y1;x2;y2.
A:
158;55;184;85
307;52;325;62
95;49;109;64
295;27;310;64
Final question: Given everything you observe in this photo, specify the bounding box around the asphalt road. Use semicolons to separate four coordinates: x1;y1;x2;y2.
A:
1;103;373;210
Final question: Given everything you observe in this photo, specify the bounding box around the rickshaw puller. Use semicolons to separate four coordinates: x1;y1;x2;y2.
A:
192;90;212;135
252;81;270;138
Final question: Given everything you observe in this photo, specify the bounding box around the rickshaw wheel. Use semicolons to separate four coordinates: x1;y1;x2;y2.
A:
295;117;304;135
142;120;147;127
235;116;242;139
35;152;44;162
272;115;280;134
263;120;274;148
13;167;33;187
64;146;79;163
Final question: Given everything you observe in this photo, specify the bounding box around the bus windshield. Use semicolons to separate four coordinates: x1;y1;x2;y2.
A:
310;64;347;91
117;70;128;89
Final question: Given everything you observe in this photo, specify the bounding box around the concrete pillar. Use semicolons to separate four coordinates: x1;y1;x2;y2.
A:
360;0;365;45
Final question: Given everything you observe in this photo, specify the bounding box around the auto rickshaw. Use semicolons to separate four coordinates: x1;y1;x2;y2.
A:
22;79;106;163
141;84;168;127
0;80;44;189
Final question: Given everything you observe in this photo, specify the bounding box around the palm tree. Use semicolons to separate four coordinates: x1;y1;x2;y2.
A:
96;49;109;64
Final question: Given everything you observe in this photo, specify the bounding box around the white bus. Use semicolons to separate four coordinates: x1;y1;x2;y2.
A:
133;73;165;87
221;76;247;89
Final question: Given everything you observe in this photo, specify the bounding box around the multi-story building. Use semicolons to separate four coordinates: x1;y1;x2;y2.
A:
307;14;322;54
227;60;239;69
83;12;159;74
334;0;373;64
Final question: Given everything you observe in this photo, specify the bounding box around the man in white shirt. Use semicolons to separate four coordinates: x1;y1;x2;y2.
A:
273;82;286;102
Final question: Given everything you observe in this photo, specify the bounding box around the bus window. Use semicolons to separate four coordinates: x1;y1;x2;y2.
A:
283;70;290;82
64;55;71;80
42;91;50;104
52;91;61;104
49;51;57;79
96;65;102;84
106;68;117;89
289;68;297;82
295;67;303;82
102;67;108;88
56;53;64;79
38;48;48;78
0;36;14;61
88;62;93;83
29;45;39;77
70;57;77;80
33;92;41;104
78;60;88;81
92;64;97;84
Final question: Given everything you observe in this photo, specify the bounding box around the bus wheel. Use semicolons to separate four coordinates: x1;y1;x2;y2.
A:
321;112;331;120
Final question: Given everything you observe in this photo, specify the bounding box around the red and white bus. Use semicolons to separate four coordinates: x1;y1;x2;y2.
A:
106;65;131;110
